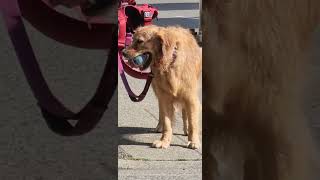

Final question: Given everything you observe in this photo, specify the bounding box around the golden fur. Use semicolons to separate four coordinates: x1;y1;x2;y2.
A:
202;0;320;179
123;25;202;149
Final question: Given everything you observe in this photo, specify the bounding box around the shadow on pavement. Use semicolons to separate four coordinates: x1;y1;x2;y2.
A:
119;127;189;148
119;126;155;134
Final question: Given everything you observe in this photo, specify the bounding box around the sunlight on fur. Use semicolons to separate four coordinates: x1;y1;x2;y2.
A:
123;25;202;149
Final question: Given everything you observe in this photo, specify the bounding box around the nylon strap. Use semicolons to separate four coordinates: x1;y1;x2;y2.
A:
0;0;117;136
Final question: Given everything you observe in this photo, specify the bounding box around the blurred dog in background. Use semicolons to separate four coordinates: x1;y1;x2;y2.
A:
202;0;320;179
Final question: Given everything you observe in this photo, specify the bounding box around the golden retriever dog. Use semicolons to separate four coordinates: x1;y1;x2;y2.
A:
122;25;202;149
202;0;320;180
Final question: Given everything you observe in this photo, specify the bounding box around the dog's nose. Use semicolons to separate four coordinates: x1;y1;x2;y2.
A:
122;49;129;58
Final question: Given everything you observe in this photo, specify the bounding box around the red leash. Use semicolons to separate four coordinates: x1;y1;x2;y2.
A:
0;0;117;136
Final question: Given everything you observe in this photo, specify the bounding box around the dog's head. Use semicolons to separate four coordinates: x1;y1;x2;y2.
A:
122;25;177;71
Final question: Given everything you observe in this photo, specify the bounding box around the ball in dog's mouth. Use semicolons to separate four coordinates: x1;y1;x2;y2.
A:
130;52;152;70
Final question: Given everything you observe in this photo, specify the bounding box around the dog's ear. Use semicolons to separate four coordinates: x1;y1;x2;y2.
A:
155;29;175;60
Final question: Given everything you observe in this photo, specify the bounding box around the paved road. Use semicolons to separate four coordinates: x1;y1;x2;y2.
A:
138;0;200;29
118;0;202;179
0;7;118;180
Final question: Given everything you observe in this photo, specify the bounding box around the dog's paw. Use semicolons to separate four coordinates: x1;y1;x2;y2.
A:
151;140;170;149
155;123;163;133
187;141;201;150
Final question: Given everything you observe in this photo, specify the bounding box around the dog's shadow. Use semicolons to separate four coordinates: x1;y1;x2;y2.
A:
119;127;154;146
118;126;188;148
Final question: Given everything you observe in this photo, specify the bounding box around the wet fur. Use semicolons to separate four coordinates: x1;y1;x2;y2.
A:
123;25;202;149
202;0;320;179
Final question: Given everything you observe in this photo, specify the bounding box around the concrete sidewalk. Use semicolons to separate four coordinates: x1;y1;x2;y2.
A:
118;0;202;179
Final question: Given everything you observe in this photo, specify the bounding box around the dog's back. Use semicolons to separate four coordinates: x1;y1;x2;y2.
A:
165;26;202;81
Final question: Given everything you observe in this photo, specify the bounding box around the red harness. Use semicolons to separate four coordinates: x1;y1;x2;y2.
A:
118;2;158;48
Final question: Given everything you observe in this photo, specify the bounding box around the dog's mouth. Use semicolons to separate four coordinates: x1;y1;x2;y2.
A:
125;52;152;71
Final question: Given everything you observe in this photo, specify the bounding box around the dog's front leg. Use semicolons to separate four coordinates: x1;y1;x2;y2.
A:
186;96;201;149
152;99;174;149
155;100;164;133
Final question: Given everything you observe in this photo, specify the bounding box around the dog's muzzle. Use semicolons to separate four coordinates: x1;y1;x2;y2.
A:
122;50;152;69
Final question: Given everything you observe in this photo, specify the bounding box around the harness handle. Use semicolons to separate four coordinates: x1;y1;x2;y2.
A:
42;41;117;135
